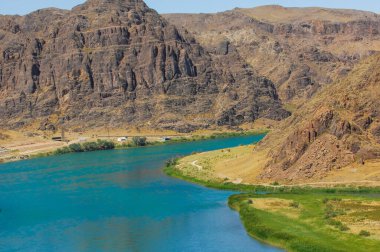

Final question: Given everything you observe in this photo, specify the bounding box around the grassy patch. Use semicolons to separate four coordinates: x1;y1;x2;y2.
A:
228;194;380;252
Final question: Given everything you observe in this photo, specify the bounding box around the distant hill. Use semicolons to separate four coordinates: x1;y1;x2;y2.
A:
235;5;379;23
165;6;380;106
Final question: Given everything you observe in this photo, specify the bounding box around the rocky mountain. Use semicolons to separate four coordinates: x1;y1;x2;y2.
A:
165;5;380;106
255;53;380;183
0;0;289;132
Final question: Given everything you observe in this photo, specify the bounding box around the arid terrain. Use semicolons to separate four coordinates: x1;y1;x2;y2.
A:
165;6;380;106
174;53;380;186
0;0;289;133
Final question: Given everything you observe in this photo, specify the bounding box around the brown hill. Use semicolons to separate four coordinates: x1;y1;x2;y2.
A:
164;6;380;106
255;53;380;183
174;53;380;186
0;0;289;132
236;5;379;23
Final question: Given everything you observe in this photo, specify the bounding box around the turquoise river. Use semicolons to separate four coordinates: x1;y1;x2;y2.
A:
0;135;282;252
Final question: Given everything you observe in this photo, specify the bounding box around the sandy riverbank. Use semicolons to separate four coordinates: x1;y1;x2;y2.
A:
166;145;380;188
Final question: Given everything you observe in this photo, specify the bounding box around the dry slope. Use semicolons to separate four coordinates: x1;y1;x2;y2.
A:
256;53;380;183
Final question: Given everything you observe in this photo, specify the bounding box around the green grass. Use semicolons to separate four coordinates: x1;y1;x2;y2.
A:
228;194;380;252
164;159;380;251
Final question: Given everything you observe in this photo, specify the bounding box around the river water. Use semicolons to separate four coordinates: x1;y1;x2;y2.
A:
0;135;281;252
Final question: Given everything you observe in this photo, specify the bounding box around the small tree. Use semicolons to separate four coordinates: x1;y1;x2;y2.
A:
97;139;115;150
82;142;99;152
69;143;83;152
359;230;371;237
132;136;147;146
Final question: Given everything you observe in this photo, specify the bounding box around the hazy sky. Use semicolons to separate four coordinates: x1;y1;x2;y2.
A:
0;0;379;15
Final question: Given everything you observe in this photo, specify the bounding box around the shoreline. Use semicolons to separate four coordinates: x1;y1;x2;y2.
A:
163;161;380;194
0;130;268;164
163;145;380;252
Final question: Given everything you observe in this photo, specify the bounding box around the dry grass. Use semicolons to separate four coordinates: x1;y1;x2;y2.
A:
248;198;302;219
322;160;380;186
177;145;270;184
333;200;380;240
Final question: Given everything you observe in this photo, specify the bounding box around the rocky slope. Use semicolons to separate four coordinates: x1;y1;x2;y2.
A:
255;53;380;182
0;0;289;132
165;5;380;106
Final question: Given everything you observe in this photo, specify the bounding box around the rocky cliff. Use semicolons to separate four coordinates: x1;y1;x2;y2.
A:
165;6;380;105
0;0;289;132
255;53;380;182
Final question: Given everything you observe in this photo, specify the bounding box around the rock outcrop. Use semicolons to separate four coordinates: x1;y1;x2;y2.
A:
165;6;380;105
0;0;289;132
255;53;380;182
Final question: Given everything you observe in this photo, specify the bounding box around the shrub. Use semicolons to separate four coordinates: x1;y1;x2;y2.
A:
289;201;300;208
166;158;178;167
132;136;147;146
326;219;350;231
96;139;115;150
54;147;71;155
69;143;82;152
359;230;371;237
82;142;99;152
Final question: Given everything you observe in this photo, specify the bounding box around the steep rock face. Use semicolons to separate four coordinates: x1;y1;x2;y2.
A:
0;0;289;131
164;6;380;105
255;54;380;182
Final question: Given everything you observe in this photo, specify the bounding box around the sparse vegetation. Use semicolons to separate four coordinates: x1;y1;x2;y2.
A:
289;201;300;208
54;140;115;155
359;230;371;237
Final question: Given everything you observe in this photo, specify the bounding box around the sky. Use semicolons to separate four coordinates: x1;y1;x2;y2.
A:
0;0;379;15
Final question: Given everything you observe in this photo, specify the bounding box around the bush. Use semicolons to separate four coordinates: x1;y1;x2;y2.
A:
359;230;371;237
166;158;178;167
53;140;115;156
326;219;350;231
132;136;147;146
69;143;82;152
54;147;71;155
289;201;300;208
96;139;115;150
82;142;99;152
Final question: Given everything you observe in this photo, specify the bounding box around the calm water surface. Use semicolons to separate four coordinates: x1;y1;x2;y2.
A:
0;135;282;252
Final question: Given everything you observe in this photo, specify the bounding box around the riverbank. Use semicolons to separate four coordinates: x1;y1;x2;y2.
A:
164;159;380;194
163;144;380;192
0;129;268;164
164;144;380;252
228;193;380;252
